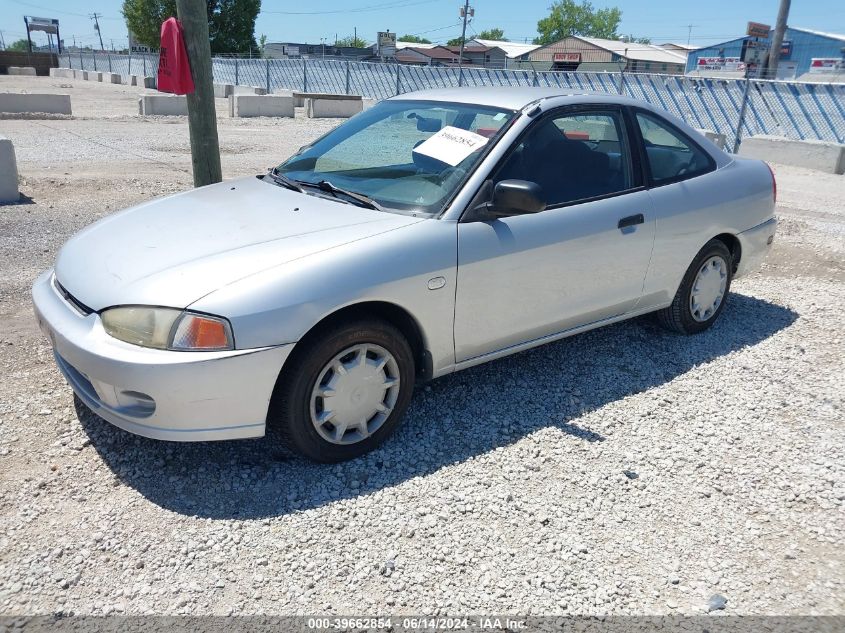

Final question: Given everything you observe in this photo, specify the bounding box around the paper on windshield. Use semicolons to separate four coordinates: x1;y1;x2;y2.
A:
412;126;489;167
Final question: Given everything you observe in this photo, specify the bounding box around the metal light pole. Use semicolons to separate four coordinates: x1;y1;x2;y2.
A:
457;0;470;87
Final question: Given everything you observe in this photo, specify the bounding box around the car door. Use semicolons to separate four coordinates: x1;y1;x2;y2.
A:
454;106;656;363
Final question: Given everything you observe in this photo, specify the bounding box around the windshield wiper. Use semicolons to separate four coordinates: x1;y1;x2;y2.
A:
266;168;305;193
302;179;384;212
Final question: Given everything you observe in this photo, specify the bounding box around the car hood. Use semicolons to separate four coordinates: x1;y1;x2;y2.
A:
55;176;423;310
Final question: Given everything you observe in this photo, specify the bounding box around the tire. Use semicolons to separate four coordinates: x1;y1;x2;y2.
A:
656;239;733;335
271;319;415;463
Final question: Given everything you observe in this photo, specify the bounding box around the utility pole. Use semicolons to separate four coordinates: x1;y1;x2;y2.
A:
766;0;791;79
457;0;471;86
90;13;105;50
686;24;696;46
175;0;223;187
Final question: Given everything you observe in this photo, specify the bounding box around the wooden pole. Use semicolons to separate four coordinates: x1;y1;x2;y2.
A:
175;0;222;187
765;0;791;80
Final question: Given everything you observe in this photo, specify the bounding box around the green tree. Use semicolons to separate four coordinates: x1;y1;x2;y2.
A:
534;0;622;45
121;0;260;54
398;34;432;44
476;28;507;41
620;34;651;44
446;35;464;47
335;35;368;48
8;39;30;51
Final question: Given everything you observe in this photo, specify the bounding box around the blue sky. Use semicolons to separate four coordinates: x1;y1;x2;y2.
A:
2;0;844;50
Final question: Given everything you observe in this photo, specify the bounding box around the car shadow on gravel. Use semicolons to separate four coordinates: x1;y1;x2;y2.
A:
76;292;797;519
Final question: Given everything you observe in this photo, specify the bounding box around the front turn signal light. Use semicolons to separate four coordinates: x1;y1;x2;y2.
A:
170;313;234;351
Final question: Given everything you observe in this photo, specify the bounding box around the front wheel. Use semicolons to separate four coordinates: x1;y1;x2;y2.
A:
657;239;733;334
271;319;415;462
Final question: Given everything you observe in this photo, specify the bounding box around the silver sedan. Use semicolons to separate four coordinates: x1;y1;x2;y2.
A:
33;87;777;462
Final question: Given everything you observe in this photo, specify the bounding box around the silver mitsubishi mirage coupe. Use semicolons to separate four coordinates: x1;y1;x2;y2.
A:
33;87;777;462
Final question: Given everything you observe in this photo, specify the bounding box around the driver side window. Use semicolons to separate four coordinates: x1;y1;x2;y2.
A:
494;110;633;208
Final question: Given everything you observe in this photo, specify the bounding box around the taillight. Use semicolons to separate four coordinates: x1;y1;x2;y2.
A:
765;162;777;203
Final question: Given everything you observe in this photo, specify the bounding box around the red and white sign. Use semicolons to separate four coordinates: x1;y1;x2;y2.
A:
553;52;581;62
157;17;194;95
809;58;844;73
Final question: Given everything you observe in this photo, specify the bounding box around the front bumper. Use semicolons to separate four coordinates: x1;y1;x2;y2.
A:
735;217;777;278
32;270;294;441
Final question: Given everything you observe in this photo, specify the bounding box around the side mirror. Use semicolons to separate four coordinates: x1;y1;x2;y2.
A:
488;180;546;217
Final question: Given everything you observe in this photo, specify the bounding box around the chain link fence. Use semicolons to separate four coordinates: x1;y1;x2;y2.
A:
63;52;844;153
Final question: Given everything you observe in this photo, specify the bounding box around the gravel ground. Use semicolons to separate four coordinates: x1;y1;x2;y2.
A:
0;75;843;617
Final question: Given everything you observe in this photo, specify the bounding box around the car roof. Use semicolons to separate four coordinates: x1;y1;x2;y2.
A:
389;86;640;111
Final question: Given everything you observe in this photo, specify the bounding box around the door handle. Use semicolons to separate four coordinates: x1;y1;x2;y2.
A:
618;213;645;229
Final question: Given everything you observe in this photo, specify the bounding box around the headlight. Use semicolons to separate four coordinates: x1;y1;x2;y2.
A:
100;307;234;351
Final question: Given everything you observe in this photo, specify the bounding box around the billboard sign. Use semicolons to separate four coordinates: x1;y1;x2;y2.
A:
780;40;793;59
696;57;745;72
746;21;771;38
377;31;396;57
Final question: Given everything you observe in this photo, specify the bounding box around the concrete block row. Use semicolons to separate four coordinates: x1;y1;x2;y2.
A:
229;94;293;118
8;67;36;76
739;135;845;175
305;97;363;118
292;91;362;108
0;135;19;203
139;94;187;116
0;93;72;115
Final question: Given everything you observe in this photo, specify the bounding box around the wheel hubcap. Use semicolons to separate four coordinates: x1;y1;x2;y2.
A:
689;255;728;322
310;343;400;445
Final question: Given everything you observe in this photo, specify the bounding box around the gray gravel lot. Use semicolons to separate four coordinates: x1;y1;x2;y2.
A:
0;75;843;617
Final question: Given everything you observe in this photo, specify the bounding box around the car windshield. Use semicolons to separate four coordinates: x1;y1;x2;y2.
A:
275;99;516;216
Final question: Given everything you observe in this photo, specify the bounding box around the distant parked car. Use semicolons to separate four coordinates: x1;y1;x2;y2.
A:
33;87;777;462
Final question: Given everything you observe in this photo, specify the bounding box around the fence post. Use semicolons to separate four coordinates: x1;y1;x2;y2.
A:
532;70;538;87
128;52;132;76
234;58;239;85
92;51;97;72
395;63;401;96
617;67;625;95
303;60;308;92
732;76;752;154
79;50;83;70
265;58;270;92
143;54;147;76
345;61;351;95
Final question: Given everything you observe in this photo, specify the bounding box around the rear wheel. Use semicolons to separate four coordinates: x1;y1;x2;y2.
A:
272;319;415;462
657;239;733;334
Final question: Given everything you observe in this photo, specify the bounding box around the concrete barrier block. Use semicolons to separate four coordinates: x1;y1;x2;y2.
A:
8;67;37;76
306;97;364;118
229;94;294;118
232;85;266;95
0;93;72;115
49;68;75;79
142;76;156;89
72;69;87;80
0;135;19;203
214;83;234;98
362;98;377;110
139;94;188;116
739;135;845;175
88;71;103;82
104;72;121;84
696;128;727;150
126;75;139;86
